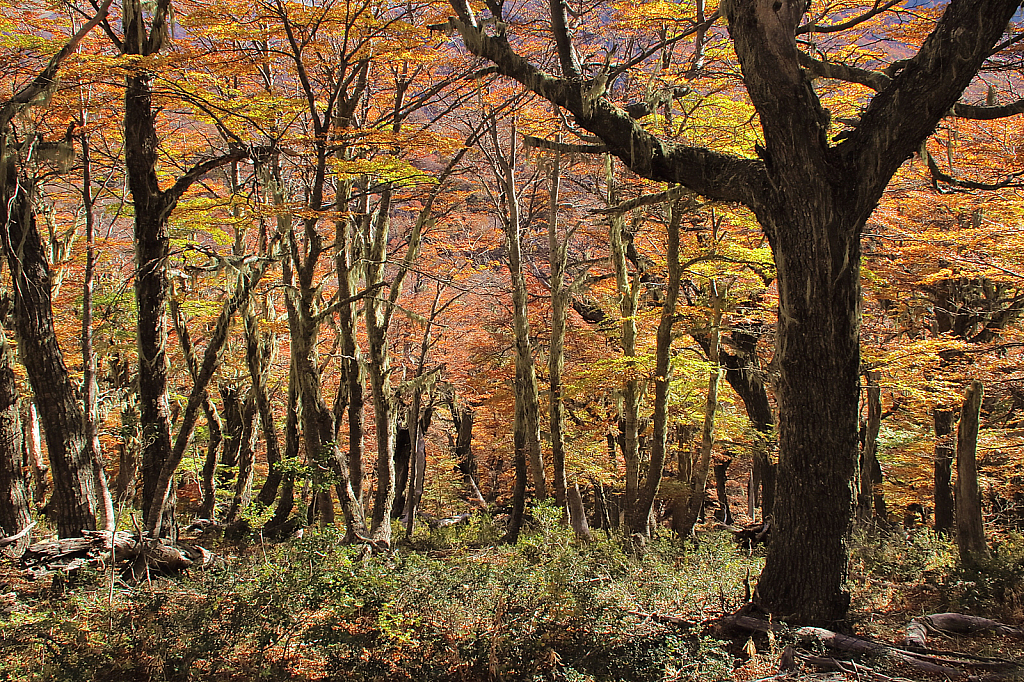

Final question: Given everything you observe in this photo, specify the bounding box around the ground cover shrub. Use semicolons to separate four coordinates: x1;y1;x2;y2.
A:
0;518;761;682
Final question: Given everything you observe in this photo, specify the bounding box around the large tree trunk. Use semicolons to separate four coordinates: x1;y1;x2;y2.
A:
0;155;113;536
955;380;989;567
933;408;955;535
125;69;176;535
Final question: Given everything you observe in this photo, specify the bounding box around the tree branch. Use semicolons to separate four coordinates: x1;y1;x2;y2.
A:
0;0;114;133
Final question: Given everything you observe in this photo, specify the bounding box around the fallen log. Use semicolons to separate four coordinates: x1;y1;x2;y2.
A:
906;613;1024;647
19;531;211;581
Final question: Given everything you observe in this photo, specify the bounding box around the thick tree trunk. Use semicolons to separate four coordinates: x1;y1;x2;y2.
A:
125;69;176;535
567;481;593;542
0;333;30;556
955;380;989;567
933;408;955;535
0;156;113;536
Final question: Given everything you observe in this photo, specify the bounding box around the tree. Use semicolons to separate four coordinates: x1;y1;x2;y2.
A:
444;0;1024;623
0;0;116;535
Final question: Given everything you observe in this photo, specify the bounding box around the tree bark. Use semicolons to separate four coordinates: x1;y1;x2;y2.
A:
675;282;724;537
633;195;688;534
547;141;569;515
0;332;30;556
0;153;113;536
607;161;642;526
714;457;733;525
933;408;955;535
450;401;486;505
858;373;885;524
446;0;1020;626
490;122;546;502
955;380;989;567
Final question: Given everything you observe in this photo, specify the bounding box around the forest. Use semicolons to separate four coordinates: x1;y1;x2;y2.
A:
2;0;1024;679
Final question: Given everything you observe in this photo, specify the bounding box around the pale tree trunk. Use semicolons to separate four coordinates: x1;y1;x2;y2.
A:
674;282;724;537
606;158;642;526
23;402;46;507
366;190;398;544
955;380;989;567
933;408;955;535
548;142;569;515
79;130;113;528
633;193;689;534
494;124;546;501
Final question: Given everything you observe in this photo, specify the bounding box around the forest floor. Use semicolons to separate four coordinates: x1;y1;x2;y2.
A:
1;507;1023;681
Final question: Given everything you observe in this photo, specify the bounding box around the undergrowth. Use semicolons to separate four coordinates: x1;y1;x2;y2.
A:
0;509;758;682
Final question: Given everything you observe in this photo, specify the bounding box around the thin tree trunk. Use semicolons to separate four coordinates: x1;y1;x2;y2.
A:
955;380;989;567
858;372;885;524
198;398;222;519
607;158;641;524
675;282;724;537
934;407;955;535
79;129;113;530
547;139;569;514
245;305;283;507
632;195;687;533
493;123;545;501
714;457;733;524
225;393;257;526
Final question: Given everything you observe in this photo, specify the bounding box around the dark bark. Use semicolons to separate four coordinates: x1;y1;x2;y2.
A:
245;306;283;507
447;0;1020;625
857;373;885;524
547;143;570;516
450;401;486;505
955;380;989;566
0;333;30;556
714;457;733;525
933;408;955;535
0;155;113;536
